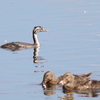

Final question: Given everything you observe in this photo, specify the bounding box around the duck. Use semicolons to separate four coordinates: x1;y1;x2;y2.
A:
62;72;100;91
60;72;92;85
0;26;49;51
41;71;92;88
41;71;57;88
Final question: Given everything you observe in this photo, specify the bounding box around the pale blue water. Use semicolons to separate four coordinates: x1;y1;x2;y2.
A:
0;0;100;100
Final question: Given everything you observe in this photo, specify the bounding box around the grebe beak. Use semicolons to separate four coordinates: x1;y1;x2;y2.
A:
42;28;49;32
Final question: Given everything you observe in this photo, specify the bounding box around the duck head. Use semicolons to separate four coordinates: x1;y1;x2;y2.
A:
41;71;57;88
59;73;75;87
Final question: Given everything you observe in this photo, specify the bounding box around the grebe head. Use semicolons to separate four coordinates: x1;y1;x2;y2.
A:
33;26;49;34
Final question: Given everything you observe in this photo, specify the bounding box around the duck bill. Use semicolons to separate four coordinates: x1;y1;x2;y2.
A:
43;83;47;88
41;82;47;89
41;80;47;86
59;79;67;85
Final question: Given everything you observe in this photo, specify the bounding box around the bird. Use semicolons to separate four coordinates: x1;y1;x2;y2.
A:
0;26;49;51
59;72;92;85
41;71;57;88
62;72;100;91
41;71;92;88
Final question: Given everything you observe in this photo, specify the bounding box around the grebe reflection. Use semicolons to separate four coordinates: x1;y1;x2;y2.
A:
33;47;49;65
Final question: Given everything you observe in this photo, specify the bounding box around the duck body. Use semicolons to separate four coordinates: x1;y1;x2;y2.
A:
41;71;92;89
59;72;92;86
62;72;100;91
74;80;100;90
0;26;48;51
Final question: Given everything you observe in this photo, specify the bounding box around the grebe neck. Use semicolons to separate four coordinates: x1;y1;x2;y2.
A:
33;33;40;46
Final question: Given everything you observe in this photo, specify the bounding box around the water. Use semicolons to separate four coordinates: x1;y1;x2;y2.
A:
0;0;100;100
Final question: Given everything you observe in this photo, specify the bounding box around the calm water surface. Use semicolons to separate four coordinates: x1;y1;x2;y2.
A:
0;0;100;100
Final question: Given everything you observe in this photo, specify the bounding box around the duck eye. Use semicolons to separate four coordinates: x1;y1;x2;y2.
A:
66;81;70;83
46;74;49;77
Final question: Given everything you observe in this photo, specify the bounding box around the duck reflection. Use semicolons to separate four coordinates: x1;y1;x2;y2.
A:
75;90;100;97
63;89;100;98
60;90;74;100
42;84;57;96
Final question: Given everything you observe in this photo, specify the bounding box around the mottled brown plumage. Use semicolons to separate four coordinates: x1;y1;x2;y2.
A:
41;71;57;85
60;72;92;85
41;71;92;89
62;72;100;91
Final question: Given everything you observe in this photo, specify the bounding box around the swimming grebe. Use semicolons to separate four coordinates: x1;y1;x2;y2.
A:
0;26;49;51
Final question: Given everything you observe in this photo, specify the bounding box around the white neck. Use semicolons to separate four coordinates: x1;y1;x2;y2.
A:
33;33;40;46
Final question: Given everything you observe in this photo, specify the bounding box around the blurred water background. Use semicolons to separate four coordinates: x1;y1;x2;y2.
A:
0;0;100;100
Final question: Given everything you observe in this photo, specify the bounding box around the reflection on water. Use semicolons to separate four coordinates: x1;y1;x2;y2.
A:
62;89;100;99
42;86;100;99
33;47;49;72
76;90;100;97
42;84;57;96
33;47;48;65
60;91;74;100
0;40;48;69
42;84;56;90
41;83;100;99
1;45;48;66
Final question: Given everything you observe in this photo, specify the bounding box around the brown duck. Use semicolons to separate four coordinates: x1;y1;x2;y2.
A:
60;72;92;85
62;72;100;91
41;71;92;88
